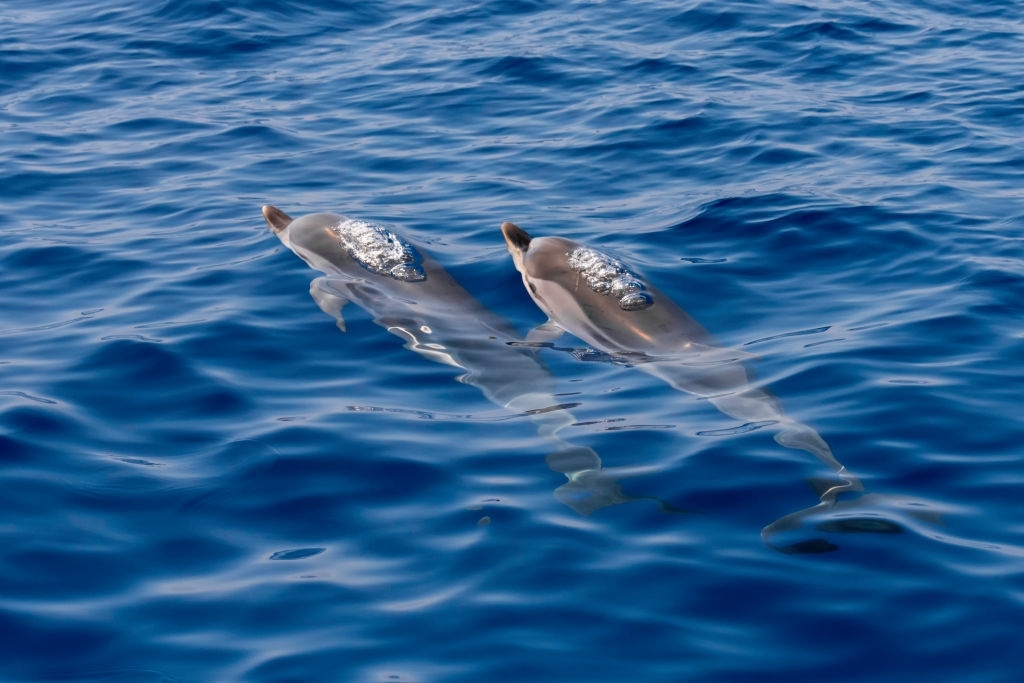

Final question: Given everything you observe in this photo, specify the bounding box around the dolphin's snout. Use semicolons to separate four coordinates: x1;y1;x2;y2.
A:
262;205;294;233
501;222;532;252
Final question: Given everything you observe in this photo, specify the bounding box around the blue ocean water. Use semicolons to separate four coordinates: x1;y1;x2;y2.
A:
3;0;1024;680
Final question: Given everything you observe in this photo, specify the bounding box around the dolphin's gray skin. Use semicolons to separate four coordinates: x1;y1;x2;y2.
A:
501;221;875;548
263;205;652;515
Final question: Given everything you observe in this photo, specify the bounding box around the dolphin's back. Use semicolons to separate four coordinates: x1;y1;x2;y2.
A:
504;223;858;491
269;208;548;405
523;236;715;355
278;211;507;330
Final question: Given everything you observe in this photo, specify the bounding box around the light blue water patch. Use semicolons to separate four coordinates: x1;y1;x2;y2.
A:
2;0;1024;681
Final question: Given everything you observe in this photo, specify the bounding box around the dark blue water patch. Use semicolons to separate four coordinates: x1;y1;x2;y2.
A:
0;405;85;473
141;0;381;54
666;6;744;33
50;339;252;430
0;37;95;96
1;243;104;276
150;0;241;22
0;402;83;443
125;30;266;61
203;429;455;509
661;195;941;289
0;432;36;463
478;55;577;86
6;539;145;602
174;319;305;376
749;145;819;166
102;116;214;140
649;114;713;138
779;19;865;44
17;91;105;117
627;57;700;79
0;610;118;681
923;0;1023;20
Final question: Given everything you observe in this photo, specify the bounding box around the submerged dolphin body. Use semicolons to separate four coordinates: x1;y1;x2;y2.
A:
501;221;876;548
263;205;644;514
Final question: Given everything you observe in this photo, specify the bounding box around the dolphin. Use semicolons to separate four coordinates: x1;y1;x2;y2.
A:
501;221;873;545
263;205;657;515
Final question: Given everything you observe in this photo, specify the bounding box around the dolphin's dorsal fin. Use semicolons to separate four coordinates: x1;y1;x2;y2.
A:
262;205;293;233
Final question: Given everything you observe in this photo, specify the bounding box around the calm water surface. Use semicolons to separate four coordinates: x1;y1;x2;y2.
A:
3;1;1024;681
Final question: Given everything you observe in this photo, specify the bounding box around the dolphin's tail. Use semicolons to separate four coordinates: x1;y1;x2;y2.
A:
774;423;840;469
774;423;864;501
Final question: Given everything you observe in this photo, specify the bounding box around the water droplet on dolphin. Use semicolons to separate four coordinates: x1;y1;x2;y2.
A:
567;246;653;311
618;292;653;310
332;218;426;282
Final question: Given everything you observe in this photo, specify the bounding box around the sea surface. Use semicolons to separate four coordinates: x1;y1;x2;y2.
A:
3;1;1024;681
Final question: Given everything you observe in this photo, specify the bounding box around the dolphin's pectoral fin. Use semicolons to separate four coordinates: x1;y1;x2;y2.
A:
552;472;698;516
309;277;351;332
525;320;566;345
545;447;697;516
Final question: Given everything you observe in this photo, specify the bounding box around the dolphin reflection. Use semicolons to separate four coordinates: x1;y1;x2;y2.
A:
500;221;891;550
263;205;661;515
